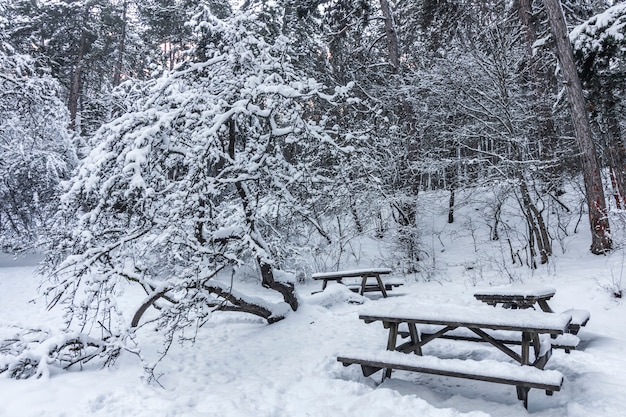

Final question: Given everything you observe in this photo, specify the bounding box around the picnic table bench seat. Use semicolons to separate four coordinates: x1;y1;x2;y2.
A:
561;309;590;335
337;349;563;406
345;277;405;293
551;334;580;353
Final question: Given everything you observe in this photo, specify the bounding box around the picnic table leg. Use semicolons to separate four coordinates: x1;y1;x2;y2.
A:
516;386;530;409
521;331;531;365
517;331;532;409
374;274;389;298
360;277;368;296
383;322;399;380
407;323;422;355
531;333;541;360
537;299;554;313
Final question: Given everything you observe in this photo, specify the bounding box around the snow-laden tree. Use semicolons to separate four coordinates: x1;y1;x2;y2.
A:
0;43;76;251
571;2;626;209
29;4;358;378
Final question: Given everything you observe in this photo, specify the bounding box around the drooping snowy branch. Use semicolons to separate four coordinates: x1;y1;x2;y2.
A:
38;4;361;378
0;325;133;379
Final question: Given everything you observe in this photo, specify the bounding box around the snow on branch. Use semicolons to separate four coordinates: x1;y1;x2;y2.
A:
40;3;362;378
570;3;626;55
0;325;132;379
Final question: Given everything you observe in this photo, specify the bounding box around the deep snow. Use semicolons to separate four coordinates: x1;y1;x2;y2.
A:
1;198;626;417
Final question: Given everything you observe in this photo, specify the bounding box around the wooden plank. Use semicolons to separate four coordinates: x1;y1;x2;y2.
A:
562;309;590;334
312;276;345;282
469;327;522;364
347;283;403;292
337;353;563;392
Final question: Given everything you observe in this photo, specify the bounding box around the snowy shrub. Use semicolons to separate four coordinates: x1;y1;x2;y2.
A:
308;284;366;307
0;325;126;379
37;4;360;378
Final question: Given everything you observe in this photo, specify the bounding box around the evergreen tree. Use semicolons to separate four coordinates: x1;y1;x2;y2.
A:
572;2;626;209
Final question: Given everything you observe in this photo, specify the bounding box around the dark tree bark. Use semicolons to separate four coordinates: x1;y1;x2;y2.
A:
379;0;400;72
68;31;87;132
543;0;612;254
603;95;626;208
448;188;455;224
519;176;552;265
228;120;299;311
113;1;128;87
518;0;559;156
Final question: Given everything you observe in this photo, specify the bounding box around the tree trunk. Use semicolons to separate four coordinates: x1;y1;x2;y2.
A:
228;120;298;311
604;96;626;208
68;4;94;133
542;0;612;254
113;1;128;87
448;188;455;224
519;176;551;265
379;0;400;71
68;32;87;133
518;0;559;158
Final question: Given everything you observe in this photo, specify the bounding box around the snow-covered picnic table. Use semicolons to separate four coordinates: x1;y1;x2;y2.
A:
473;285;557;310
474;285;590;334
311;268;401;297
337;302;573;409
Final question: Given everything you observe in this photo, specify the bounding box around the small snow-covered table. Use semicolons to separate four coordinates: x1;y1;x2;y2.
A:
337;302;572;408
473;285;557;311
474;285;590;335
311;268;398;297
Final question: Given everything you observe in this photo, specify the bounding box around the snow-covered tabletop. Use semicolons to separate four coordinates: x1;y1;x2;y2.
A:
473;285;556;298
359;301;571;333
473;284;557;311
311;268;392;279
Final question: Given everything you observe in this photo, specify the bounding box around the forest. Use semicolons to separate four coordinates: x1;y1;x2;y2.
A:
0;0;625;386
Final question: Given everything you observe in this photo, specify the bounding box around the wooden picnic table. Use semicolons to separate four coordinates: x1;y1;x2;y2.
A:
473;285;590;335
337;302;573;408
473;285;557;311
312;268;398;297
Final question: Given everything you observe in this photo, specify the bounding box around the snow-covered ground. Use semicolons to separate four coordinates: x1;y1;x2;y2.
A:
1;197;626;417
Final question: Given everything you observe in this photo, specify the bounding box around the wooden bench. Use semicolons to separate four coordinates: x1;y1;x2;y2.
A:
561;309;590;335
346;278;405;294
338;350;563;409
